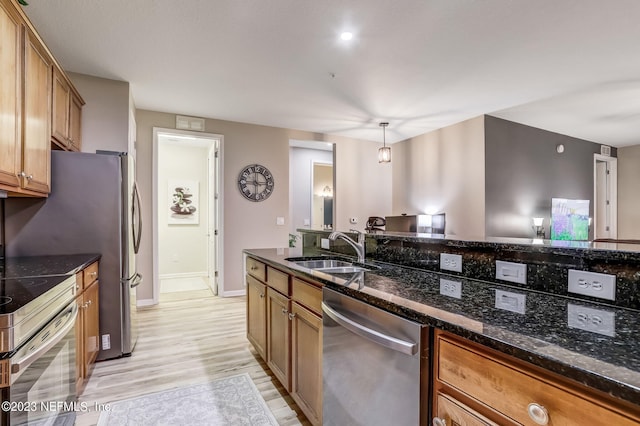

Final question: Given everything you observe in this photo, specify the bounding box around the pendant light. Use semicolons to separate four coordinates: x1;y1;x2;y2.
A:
378;122;391;163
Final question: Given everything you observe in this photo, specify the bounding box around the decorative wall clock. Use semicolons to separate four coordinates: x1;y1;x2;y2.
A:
237;164;275;202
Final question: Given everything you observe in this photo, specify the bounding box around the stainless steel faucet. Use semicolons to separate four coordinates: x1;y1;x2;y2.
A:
328;229;365;263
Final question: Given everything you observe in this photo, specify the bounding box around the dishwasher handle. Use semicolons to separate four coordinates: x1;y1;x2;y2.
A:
322;301;418;356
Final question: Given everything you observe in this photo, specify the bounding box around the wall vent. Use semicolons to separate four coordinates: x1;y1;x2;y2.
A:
176;115;205;132
600;145;611;156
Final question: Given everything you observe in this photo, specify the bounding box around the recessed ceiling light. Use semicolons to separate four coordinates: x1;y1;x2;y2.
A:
340;32;353;41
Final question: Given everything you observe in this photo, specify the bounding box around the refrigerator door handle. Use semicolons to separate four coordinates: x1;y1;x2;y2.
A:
132;181;142;254
130;272;143;288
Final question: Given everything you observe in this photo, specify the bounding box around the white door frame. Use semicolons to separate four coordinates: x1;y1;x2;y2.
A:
593;154;617;240
151;127;224;304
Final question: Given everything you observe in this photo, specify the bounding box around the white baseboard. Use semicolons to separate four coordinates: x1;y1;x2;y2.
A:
220;289;246;297
137;298;156;307
159;272;208;280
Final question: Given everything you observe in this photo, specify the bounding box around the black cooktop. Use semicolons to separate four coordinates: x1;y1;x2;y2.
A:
0;274;72;314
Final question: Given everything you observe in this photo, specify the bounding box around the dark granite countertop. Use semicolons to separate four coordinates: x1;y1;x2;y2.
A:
244;247;640;406
0;254;101;279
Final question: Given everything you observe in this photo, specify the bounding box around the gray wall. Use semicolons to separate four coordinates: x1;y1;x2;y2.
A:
484;116;612;239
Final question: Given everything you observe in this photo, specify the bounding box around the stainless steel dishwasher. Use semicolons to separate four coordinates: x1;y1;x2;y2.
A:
322;287;428;426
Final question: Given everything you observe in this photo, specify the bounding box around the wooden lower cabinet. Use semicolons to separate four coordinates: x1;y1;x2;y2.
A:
246;275;267;360
75;262;100;396
433;330;640;426
245;256;323;426
433;392;497;426
266;288;291;390
290;301;322;425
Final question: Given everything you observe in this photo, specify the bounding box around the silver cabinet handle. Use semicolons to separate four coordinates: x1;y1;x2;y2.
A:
288;312;296;321
259;293;264;298
90;271;97;277
321;302;417;355
527;403;549;425
433;418;446;426
281;308;288;315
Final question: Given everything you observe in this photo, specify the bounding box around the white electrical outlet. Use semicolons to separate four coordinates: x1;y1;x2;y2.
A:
567;303;615;337
440;278;462;299
349;217;358;224
276;216;285;225
321;238;330;249
495;289;526;314
440;253;462;273
496;260;527;285
101;334;111;350
568;269;616;301
303;218;310;226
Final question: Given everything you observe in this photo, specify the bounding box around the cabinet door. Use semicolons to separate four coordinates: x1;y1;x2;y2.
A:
246;275;267;360
434;393;498;426
69;94;82;151
83;280;100;370
290;302;322;426
51;68;70;148
266;288;291;391
22;26;51;194
0;0;22;189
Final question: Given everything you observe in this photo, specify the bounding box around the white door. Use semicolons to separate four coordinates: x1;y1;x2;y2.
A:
594;155;618;240
207;142;220;295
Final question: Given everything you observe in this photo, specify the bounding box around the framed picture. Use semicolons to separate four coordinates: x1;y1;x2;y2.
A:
168;179;199;225
551;198;590;240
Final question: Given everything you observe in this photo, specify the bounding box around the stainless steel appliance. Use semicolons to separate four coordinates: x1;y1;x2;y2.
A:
1;274;78;425
5;151;142;360
322;288;427;425
385;213;446;234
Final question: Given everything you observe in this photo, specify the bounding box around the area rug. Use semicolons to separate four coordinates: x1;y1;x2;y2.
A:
97;373;278;426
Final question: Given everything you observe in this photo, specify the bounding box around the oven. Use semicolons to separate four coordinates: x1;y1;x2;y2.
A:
0;275;78;426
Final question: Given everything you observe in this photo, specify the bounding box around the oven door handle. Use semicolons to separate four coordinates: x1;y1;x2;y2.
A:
321;301;417;355
11;302;79;379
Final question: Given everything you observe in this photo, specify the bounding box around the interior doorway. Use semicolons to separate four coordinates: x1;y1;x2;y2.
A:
289;140;335;250
152;128;223;304
593;154;617;240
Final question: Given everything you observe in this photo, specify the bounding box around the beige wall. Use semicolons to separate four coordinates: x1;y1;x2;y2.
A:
68;72;131;154
158;143;209;276
391;116;486;237
135;109;391;299
618;144;640;239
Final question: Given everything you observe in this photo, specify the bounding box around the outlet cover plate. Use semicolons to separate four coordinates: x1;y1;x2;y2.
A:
496;260;527;285
568;269;616;301
321;238;330;250
440;253;462;273
440;278;462;299
495;289;526;315
567;303;615;337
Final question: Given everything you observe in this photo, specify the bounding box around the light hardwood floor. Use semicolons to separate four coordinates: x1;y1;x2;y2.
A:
76;290;310;425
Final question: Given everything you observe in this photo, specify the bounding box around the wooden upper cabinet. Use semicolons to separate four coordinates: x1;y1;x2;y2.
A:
52;68;70;148
52;66;84;151
22;25;52;194
0;0;22;189
0;0;83;196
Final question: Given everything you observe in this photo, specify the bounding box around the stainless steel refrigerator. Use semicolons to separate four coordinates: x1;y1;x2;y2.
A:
5;150;142;360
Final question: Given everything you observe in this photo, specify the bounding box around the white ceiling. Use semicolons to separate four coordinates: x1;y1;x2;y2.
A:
22;0;640;146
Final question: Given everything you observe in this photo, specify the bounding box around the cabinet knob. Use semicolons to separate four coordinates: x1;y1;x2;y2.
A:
90;271;97;277
288;312;296;321
281;308;288;315
259;293;264;298
27;174;33;180
527;403;549;425
432;417;446;426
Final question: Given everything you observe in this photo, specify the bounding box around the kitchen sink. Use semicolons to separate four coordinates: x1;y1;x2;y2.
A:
292;259;353;269
287;257;374;274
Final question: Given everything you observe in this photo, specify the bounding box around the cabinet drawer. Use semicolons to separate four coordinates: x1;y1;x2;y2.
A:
246;257;266;282
436;332;639;426
435;392;497;426
267;266;289;295
291;278;322;316
83;261;99;289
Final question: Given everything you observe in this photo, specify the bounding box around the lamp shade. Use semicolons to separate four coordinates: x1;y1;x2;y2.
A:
378;146;391;163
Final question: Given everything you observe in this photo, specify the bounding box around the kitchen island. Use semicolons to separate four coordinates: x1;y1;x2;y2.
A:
244;240;640;425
